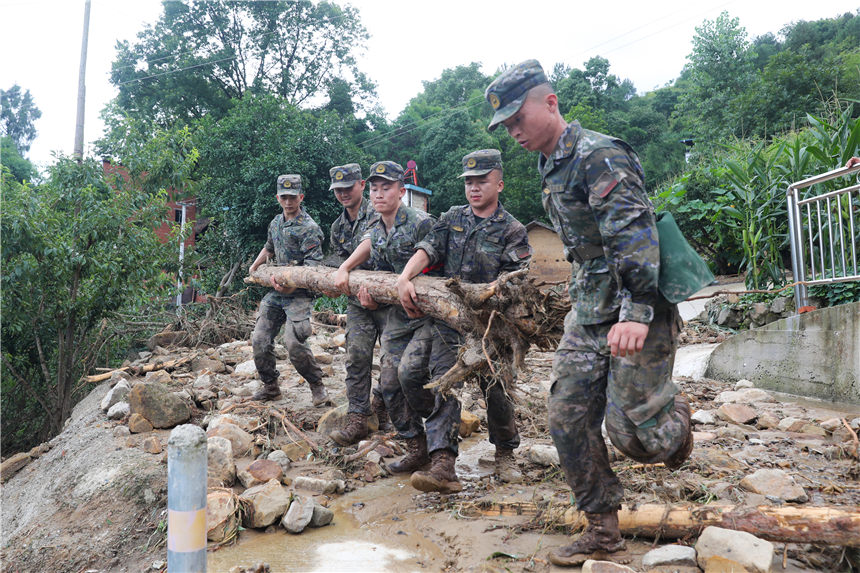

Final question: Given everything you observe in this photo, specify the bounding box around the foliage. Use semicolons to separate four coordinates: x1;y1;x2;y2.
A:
313;294;348;314
1;157;185;453
1;84;42;154
1;136;37;183
808;281;860;307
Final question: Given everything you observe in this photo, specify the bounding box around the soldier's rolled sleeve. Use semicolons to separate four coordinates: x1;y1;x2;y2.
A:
414;216;451;267
585;148;659;323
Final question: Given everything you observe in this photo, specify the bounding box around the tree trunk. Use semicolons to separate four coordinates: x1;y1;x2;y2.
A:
472;501;860;546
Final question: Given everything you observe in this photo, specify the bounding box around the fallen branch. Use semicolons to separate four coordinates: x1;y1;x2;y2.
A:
83;353;197;383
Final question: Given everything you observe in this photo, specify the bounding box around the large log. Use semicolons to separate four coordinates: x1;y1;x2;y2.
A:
470;500;860;546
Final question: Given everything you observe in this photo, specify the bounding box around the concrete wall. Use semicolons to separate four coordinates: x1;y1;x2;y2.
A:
705;301;860;404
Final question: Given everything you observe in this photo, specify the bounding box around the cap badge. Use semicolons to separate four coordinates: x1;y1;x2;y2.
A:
376;164;386;174
283;181;292;188
488;93;500;110
466;158;477;168
335;171;344;180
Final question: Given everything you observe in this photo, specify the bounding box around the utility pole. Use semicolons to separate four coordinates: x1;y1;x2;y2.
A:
73;0;91;162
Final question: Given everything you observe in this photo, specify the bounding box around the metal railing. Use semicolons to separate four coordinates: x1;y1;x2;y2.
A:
787;163;860;310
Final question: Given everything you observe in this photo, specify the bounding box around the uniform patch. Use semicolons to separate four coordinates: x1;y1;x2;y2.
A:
452;225;464;232
592;173;618;198
514;246;531;259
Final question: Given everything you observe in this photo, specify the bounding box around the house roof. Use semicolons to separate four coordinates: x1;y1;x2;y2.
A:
404;183;433;196
526;220;555;232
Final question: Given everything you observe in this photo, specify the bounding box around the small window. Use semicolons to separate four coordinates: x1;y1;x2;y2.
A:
174;209;183;223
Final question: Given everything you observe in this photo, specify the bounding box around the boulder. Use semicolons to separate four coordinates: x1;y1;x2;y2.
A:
691;409;717;425
128;382;191;429
642;544;697;568
717;403;757;425
206;489;239;542
107;402;130;420
756;412;780;430
267;450;291;476
100;381;130;412
459;410;481;437
143;370;172;385
239;479;291;529
128;413;154;434
695;526;773;573
239;459;283;489
281;494;314;533
739;468;807;502
191;357;226;374
309;503;334;527
1;452;31;482
233;360;258;377
715;388;773;404
525;444;560;467
777;417;805;432
207;437;236;487
206;422;254;458
819;418;843;433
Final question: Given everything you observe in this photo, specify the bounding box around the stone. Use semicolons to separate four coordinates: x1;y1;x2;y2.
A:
693;431;717;442
309;503;334;527
281;494;314;533
734;379;754;389
246;459;283;483
820;418;842;432
703;556;752;573
109;370;131;384
777;417;805;432
717;403;758;425
642;545;697;568
740;468;807;502
331;333;346;347
582;561;636;573
206;489;239;542
715;425;747;441
691;409;716;425
107;402;130;420
267;450;291;475
141;436;162;454
459;410;481;437
128;382;191;429
525;444;560;467
100;382;130;412
144;370;172;385
207;436;236;487
281;441;312;461
191;357;226;373
207;421;254;458
695;526;773;573
715;388;773;404
192;373;214;389
128;413;154;434
361;461;386;482
113;425;131;437
316;403;348;438
293;476;338;495
0;452;31;482
756;412;780;430
799;423;827;437
233;360;258;377
240;479;291;529
313;353;333;365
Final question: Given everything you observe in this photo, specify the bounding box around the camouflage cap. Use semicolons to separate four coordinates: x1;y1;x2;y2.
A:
367;160;404;182
459;149;503;178
485;59;548;132
276;174;302;196
329;163;363;190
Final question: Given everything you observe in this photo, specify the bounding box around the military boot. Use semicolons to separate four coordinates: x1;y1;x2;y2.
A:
371;395;394;432
252;381;281;401
387;435;430;473
329;413;369;446
665;394;693;470
494;447;522;483
309;382;332;407
410;449;462;493
548;510;630;566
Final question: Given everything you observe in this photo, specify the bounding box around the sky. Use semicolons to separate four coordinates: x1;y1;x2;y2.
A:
0;0;856;171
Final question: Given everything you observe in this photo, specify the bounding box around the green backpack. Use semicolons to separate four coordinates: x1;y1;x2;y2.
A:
656;211;715;303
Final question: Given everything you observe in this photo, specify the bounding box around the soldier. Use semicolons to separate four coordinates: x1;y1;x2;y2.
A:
395;149;532;490
485;61;692;565
248;174;331;407
325;163;392;445
335;161;438;481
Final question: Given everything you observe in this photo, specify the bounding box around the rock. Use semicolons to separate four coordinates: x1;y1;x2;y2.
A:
206;489;239;542
820;418;842;432
756;412;780;430
293;476;338;494
322;468;346;481
799;423;827;437
525;444;560;467
141;436;162;454
267;450;291;475
361;461;386;482
739;468;807;502
1;452;31;482
128;413;154;434
128;382;191;429
642;545;698;568
207;422;254;458
207;436;236;487
113;425;131;437
777;417;805;432
191;357;226;374
715;425;747;441
107;402;130;420
693;431;717;442
715;388;773;404
151;560;166;571
240;479;291;529
695;526;773;573
100;382;130;412
143;370;172;385
309;503;334;527
233;360;258;377
193;373;214;389
703;555;751;572
247;459;283;484
717;404;757;425
582;560;636;573
734;379;754;389
313;353;333;365
316;403;348;438
459;410;481;437
281;441;312;461
691;410;717;425
281;494;314;533
109;370;131;384
331;333;346;347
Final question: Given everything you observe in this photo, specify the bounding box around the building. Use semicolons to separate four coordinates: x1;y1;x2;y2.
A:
402;183;432;212
526;221;571;286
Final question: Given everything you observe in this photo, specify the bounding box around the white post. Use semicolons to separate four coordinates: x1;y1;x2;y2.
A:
167;424;207;572
176;203;187;310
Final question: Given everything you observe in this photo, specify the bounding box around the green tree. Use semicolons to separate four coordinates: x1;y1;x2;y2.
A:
1;85;42;154
1;136;36;182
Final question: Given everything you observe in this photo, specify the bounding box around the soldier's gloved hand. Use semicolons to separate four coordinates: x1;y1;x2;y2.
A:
334;267;351;295
607;321;649;358
357;286;378;310
396;276;425;319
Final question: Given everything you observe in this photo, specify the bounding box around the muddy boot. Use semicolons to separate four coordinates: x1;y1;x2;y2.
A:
494;447;522;483
548;510;630;566
252;381;281;401
371;395;394;432
410;449;462;493
309;382;332;408
329;413;369;446
387;435;430;473
665;394;693;470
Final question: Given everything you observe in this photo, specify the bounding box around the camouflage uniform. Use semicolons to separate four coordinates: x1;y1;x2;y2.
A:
538;121;685;513
415;190;532;454
329;166;387;417
251;176;324;389
363;202;435;440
